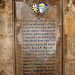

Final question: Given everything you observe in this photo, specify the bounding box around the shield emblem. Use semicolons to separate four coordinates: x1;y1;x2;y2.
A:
39;2;47;13
29;0;49;18
31;3;39;12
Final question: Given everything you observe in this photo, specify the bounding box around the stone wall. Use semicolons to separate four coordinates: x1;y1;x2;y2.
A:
0;0;14;75
64;0;75;75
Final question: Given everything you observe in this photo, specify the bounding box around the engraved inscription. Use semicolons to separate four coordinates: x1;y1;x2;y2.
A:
22;20;56;75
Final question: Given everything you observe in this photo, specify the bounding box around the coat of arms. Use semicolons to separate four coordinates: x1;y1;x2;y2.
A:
39;2;47;13
29;0;49;18
31;2;39;12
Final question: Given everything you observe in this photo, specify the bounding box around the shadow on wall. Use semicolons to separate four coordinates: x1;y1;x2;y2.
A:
0;0;5;9
0;70;8;75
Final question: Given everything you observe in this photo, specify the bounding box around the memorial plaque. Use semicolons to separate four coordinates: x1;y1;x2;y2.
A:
0;0;75;75
15;0;63;75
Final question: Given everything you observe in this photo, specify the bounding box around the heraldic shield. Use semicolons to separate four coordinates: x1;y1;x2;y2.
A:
29;0;49;18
